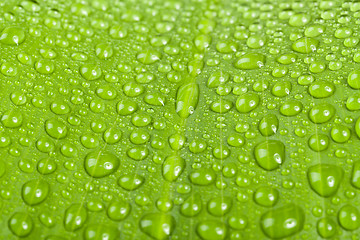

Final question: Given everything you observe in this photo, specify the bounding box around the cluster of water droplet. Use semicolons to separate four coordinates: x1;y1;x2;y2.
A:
2;0;360;239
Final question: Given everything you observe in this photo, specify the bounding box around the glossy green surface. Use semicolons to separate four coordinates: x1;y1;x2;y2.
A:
2;0;360;239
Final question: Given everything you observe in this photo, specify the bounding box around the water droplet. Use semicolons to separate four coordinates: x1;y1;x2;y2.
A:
21;0;41;12
234;53;266;70
246;35;266;49
84;224;119;240
168;133;186;150
308;81;335;98
35;60;55;74
45;118;68;139
308;103;335;124
260;204;305;239
254;140;285;171
277;53;297;65
180;194;202;217
127;146;149;160
50;100;70;115
156;197;173;212
197;220;227;240
109;25;128;39
80;64;102;80
0;26;25;45
144;92;166;106
39;212;55;228
292;37;319;53
235;92;260;113
188;59;204;77
117;99;138;116
197;18;216;34
95;43;113;59
307;164;343;197
254;186;279;207
1;110;23;128
123;82;144;97
107;200;131;221
272;81;291;97
338;204;360;231
136;72;155;84
10;90;27;105
289;13;311;27
22;179;49;205
80;134;99;148
176;83;200;118
207;196;232;216
331;125;350;143
96;85;117;100
140;213;176;240
64;204;87;232
189;138;207;153
210;99;233;114
103;127;122;144
137;50;161;64
84;151;120;178
308;134;329;152
346;94;360;111
162;155;185;182
228;216;247;230
8;212;33;237
189;168;216;186
118;173;144;190
348;70;360;89
317;217;336;238
40;48;57;59
194;34;211;51
258;114;278;136
279;100;303;116
37;158;57;175
36;137;55;153
60;143;78;158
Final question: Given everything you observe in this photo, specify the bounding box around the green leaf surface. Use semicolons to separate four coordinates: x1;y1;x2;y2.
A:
1;0;360;239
